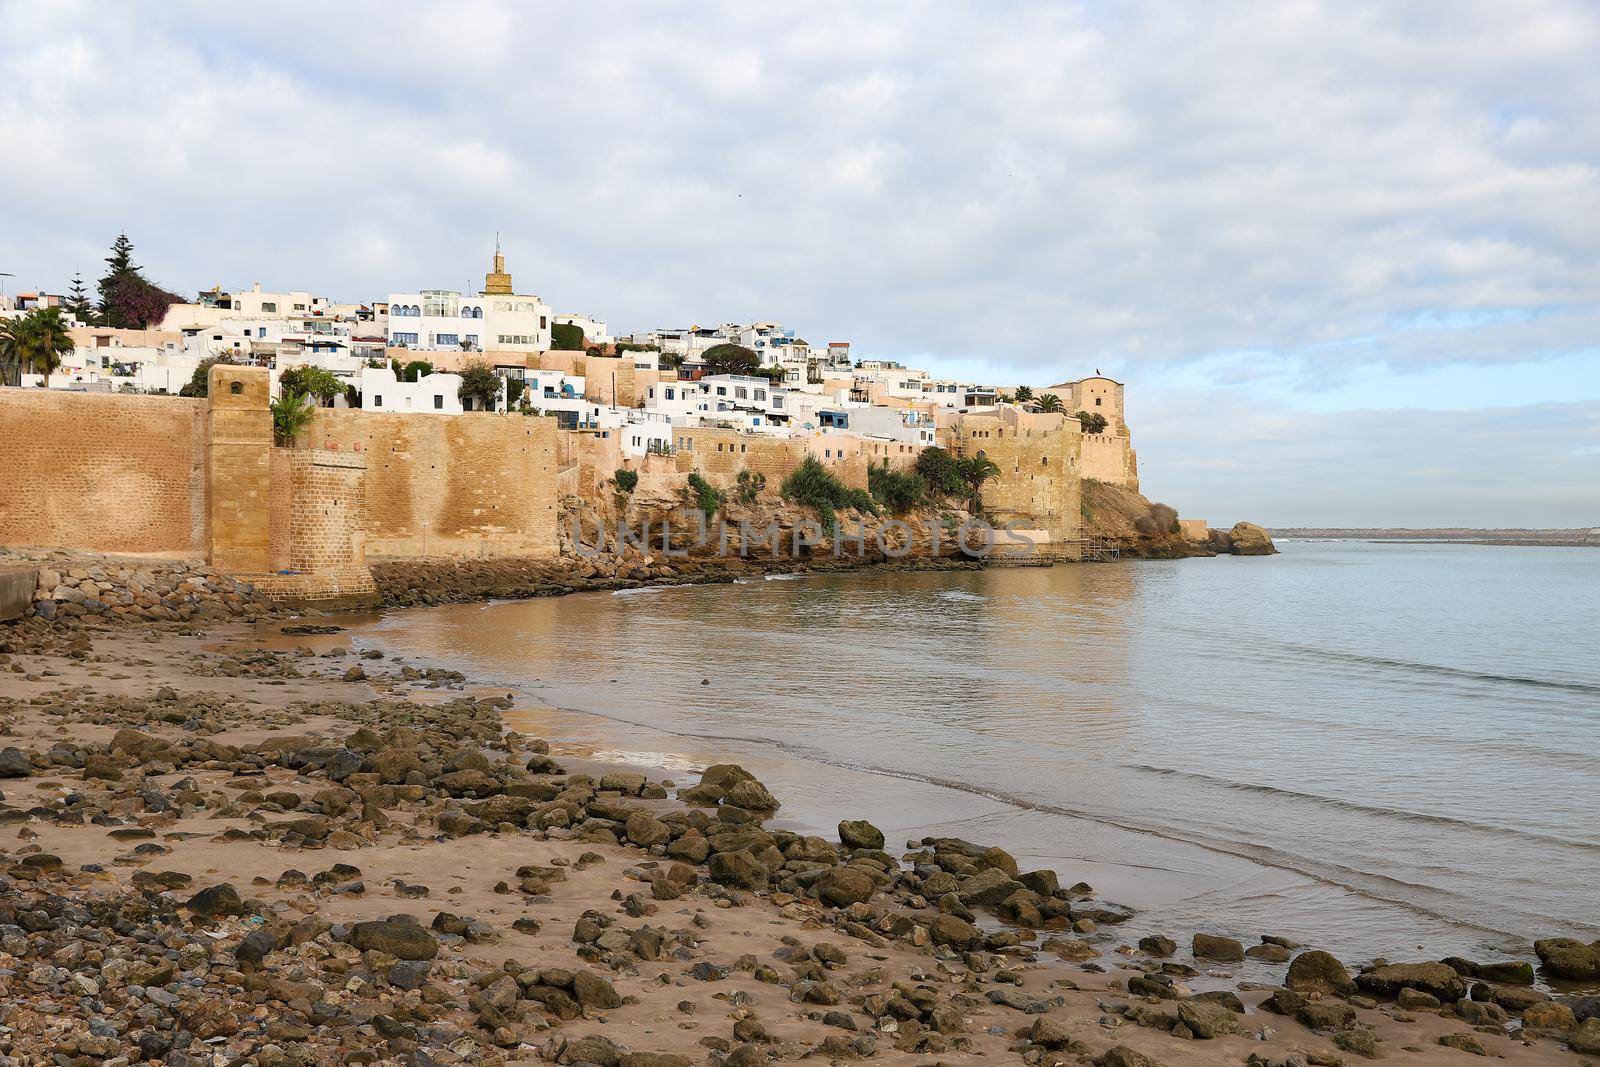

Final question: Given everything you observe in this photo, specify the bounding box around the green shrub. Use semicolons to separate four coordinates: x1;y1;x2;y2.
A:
735;469;766;506
551;322;586;351
686;472;723;518
177;354;235;397
457;359;503;410
614;468;639;494
506;377;526;406
700;343;760;376
781;456;877;536
278;365;342;406
868;462;927;514
1076;409;1108;434
271;392;315;446
914;446;966;496
402;359;434;382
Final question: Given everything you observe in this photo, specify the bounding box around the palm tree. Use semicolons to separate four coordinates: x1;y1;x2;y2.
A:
0;308;75;386
959;453;1001;511
1036;392;1064;413
1013;385;1034;402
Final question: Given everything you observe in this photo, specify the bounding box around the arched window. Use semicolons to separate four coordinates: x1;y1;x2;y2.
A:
461;307;473;318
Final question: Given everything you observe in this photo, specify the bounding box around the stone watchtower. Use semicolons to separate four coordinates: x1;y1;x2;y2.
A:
206;363;273;573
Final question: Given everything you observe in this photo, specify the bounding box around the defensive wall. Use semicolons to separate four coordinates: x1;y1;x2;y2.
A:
0;368;1090;599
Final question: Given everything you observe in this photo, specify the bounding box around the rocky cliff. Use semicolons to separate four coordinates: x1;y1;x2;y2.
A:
1080;480;1276;558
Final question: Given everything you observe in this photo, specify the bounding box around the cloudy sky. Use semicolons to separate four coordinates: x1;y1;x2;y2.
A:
2;0;1597;526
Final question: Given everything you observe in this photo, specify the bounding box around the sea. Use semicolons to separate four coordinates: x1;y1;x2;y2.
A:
347;540;1600;967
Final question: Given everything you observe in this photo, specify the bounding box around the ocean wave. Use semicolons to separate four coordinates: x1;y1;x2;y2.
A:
1126;764;1600;851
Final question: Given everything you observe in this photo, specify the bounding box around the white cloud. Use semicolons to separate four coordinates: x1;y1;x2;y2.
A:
2;0;1597;524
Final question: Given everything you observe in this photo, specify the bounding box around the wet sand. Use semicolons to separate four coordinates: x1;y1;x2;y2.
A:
0;616;1592;1065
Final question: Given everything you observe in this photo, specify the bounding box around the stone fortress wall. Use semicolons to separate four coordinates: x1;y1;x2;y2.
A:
0;389;209;557
0;365;1097;600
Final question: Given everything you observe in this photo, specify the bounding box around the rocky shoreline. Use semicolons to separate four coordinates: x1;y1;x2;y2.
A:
0;577;1595;1066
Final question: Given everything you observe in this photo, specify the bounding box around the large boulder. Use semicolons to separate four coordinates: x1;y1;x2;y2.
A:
186;883;245;919
708;849;768;891
929;914;985;952
348;919;439;961
1228;522;1277;555
1535;938;1600;981
1356;961;1467;1003
0;747;32;778
1192;933;1244;961
813;866;875;907
1286;950;1356;994
838;819;885;851
1177;999;1239;1039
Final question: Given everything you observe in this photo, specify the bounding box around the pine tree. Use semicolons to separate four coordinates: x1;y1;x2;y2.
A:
94;233;182;329
65;272;94;323
97;233;138;325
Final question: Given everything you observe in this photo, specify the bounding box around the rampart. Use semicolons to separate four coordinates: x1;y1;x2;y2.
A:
1;367;1088;600
0;388;208;557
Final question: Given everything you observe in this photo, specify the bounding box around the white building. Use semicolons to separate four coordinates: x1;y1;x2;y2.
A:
387;248;551;355
358;366;464;415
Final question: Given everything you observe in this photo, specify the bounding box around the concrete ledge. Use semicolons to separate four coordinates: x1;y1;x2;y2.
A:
0;567;39;621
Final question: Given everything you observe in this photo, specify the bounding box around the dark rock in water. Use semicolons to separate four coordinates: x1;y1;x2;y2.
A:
1229;522;1277;555
1286;949;1356;994
0;747;32;778
1535;937;1600;981
1568;995;1600;1024
1245;942;1291;962
1191;933;1244;961
348;918;439;960
837;819;884;851
1138;934;1176;957
186;883;245;918
1573;1018;1600;1055
1355;961;1467;1003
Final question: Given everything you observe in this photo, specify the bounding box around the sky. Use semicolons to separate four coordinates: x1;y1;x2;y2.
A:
1;0;1597;527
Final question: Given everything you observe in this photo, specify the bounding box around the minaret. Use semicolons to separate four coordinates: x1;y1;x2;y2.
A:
483;235;514;295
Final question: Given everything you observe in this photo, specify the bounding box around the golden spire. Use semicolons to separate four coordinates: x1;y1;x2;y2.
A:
483;235;513;295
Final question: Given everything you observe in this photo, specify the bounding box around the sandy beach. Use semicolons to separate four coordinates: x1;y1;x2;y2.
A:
1;604;1596;1066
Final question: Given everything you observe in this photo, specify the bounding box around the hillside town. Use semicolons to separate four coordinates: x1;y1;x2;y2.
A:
0;235;1139;487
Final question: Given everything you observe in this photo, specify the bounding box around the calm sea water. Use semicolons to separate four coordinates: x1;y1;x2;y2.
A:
352;542;1600;966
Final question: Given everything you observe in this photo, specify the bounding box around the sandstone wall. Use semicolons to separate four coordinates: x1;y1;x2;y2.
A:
947;411;1083;548
305;408;560;560
0;388;208;557
1079;431;1139;489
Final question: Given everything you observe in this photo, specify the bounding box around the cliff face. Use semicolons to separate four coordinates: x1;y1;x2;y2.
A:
1079;480;1277;559
560;485;980;567
1079;480;1205;558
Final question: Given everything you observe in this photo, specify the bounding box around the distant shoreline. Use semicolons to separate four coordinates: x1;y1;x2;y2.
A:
1274;528;1599;548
